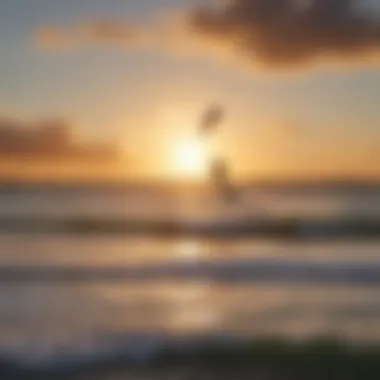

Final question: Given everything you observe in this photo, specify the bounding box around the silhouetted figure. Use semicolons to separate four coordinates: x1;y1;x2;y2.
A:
210;158;238;204
197;104;238;203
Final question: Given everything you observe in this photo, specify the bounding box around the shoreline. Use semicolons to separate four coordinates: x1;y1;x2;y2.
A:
3;337;380;379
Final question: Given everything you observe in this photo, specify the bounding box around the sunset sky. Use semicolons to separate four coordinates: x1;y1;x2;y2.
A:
1;0;380;181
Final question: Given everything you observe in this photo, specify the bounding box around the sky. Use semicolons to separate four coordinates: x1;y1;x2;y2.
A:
0;0;380;181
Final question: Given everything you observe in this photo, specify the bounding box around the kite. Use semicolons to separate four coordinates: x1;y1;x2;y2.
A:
199;105;224;136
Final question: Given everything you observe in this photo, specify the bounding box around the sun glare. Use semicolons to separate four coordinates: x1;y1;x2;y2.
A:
174;139;207;178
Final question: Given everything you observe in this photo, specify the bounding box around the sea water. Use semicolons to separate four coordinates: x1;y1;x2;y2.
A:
0;185;378;376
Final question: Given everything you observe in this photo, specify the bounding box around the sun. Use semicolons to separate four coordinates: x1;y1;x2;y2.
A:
174;139;208;178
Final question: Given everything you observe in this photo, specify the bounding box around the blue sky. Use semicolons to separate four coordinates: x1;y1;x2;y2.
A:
0;0;379;179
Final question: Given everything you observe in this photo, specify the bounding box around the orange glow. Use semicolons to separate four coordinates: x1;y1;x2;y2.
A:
171;138;208;179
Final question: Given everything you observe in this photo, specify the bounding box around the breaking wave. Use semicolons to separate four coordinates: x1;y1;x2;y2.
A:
0;259;379;285
0;215;377;240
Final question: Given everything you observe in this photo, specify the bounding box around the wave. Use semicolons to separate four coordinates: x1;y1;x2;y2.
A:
1;259;380;286
0;215;378;239
1;334;380;379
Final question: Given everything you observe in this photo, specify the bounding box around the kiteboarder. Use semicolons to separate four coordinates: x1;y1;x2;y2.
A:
198;105;239;204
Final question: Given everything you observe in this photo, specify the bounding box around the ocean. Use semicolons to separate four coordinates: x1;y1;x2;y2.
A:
0;184;379;379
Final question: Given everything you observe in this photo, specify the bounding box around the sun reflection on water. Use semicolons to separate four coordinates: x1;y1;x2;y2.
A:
177;240;204;262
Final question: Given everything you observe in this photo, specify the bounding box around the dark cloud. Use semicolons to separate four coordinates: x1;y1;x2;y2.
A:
0;118;119;162
187;0;380;68
36;1;380;70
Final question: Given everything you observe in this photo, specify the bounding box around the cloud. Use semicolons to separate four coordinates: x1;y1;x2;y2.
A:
187;0;380;69
37;27;70;49
36;1;380;70
0;118;119;162
37;19;142;49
